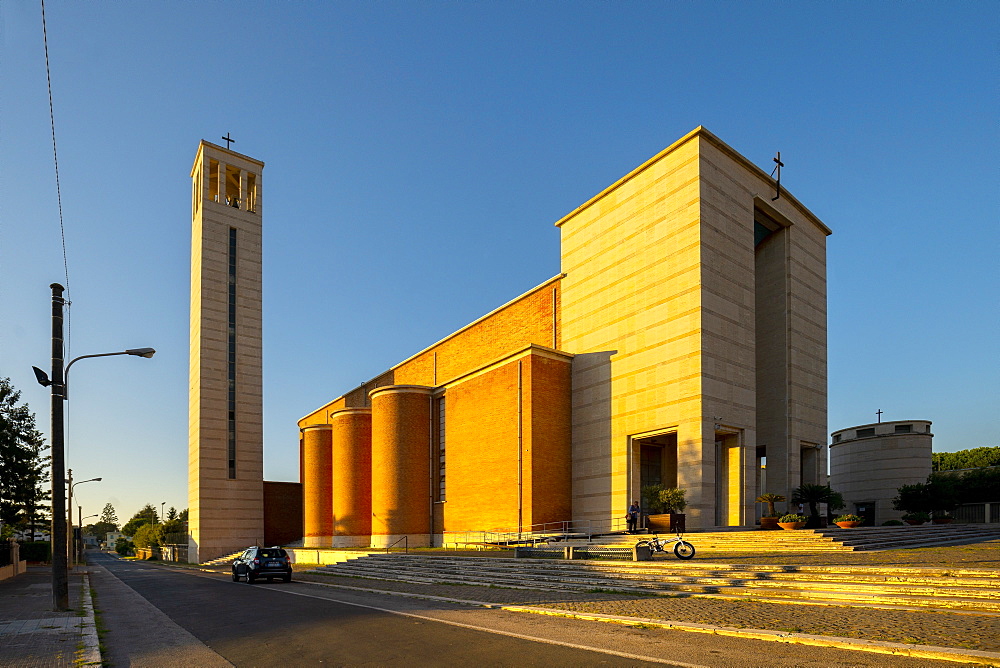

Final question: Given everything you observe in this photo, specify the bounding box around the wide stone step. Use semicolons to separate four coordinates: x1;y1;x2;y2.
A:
342;555;999;588
328;560;1000;601
313;559;1000;612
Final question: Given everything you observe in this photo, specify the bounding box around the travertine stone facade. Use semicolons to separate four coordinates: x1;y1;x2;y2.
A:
188;141;265;563
829;420;933;525
558;128;830;528
295;127;830;542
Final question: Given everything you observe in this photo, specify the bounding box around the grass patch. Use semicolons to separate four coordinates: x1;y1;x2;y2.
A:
88;585;109;665
630;623;658;630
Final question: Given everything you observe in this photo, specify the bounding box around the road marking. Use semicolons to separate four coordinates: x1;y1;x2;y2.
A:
270;585;707;667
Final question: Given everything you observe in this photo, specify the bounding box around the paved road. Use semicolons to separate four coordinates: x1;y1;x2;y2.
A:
87;552;957;667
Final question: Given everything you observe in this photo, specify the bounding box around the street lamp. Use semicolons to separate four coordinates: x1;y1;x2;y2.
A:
67;471;101;567
33;283;155;611
78;510;98;561
160;502;166;524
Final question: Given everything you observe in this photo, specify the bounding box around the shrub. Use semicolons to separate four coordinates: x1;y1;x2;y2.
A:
901;512;930;523
779;513;807;523
834;514;862;523
882;520;905;526
115;537;134;556
20;541;51;562
658;488;687;513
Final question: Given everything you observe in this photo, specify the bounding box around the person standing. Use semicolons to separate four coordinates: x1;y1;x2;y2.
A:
626;500;641;534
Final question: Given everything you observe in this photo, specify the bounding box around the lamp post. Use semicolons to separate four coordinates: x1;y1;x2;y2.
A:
160;502;166;524
33;283;155;611
78;510;97;562
67;472;101;567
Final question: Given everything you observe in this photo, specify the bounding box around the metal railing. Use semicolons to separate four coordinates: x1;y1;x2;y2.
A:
385;536;408;554
451;516;631;548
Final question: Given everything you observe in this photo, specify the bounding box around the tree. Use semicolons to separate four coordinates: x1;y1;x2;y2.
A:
132;522;162;550
100;503;119;529
114;537;134;556
0;378;50;537
83;521;118;540
122;504;158;537
791;484;841;528
755;493;786;518
166;506;178;521
932;447;1000;471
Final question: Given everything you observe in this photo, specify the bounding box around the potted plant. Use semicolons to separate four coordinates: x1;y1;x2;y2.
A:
641;484;687;533
932;513;954;524
901;512;929;525
777;513;807;530
756;493;786;530
833;513;863;528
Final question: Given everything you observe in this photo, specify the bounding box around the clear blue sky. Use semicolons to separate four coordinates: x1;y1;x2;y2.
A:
1;2;997;524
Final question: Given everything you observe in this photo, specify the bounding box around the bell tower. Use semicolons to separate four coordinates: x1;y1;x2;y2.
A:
188;139;264;562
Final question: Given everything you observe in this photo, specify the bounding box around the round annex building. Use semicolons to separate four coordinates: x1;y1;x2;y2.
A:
828;420;932;526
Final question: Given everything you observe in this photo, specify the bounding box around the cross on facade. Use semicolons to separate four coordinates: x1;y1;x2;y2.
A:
876;409;883;423
222;133;235;149
771;151;784;201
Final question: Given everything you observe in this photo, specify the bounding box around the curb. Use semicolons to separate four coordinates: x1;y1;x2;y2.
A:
78;574;101;666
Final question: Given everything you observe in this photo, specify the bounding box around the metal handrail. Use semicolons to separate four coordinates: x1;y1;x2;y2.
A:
453;516;634;547
385;535;408;554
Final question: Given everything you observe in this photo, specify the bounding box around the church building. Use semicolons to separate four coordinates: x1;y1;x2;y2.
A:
296;126;832;548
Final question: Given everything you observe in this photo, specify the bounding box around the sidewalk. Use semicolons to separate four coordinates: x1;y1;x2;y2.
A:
0;565;100;668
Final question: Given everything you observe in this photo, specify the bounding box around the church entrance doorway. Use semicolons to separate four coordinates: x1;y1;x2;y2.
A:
636;432;677;514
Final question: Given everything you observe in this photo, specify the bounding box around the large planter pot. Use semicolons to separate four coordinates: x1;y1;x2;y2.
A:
759;517;780;531
646;513;686;533
835;521;862;529
932;517;954;524
777;521;806;531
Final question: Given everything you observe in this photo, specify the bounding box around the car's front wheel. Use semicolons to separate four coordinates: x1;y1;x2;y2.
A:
282;574;292;583
246;572;255;584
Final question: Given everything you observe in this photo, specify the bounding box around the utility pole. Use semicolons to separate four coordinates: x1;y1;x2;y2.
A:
49;283;68;610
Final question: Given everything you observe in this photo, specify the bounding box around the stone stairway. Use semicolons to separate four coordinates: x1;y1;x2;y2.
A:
310;554;1000;613
572;524;1000;552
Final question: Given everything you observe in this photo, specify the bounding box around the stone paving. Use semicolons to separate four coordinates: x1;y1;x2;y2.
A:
0;566;89;668
289;539;1000;654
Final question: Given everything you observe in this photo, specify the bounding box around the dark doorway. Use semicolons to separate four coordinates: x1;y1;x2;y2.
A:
637;432;677;513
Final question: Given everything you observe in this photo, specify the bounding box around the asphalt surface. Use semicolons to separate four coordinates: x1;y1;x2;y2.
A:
86;552;964;667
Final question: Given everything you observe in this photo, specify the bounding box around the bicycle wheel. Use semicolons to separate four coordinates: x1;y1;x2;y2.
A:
673;541;695;560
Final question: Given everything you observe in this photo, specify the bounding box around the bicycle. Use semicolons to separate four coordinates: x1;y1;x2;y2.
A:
636;533;696;560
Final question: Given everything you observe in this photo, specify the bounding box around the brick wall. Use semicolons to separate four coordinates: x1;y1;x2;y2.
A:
264;481;303;546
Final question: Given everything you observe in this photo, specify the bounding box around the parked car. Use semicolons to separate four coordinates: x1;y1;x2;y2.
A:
232;546;292;583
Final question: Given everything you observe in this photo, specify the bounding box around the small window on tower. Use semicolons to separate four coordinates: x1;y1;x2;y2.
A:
226;165;241;208
246;172;257;213
209;160;220;202
895;424;912;434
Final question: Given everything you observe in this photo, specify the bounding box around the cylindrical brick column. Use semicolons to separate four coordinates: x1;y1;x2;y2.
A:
331;408;372;548
301;424;333;547
370;385;433;548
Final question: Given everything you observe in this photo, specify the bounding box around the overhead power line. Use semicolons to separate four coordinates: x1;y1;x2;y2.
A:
40;0;72;352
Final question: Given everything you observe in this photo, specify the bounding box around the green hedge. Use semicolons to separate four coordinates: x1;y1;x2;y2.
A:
21;541;51;562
